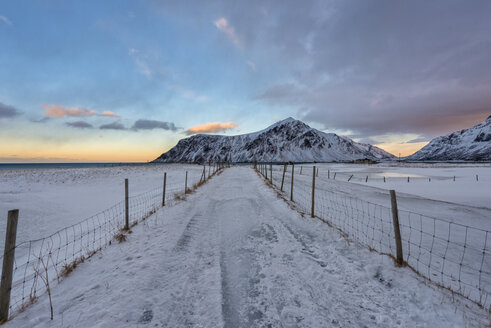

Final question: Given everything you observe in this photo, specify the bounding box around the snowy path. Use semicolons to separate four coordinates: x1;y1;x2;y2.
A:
6;167;486;327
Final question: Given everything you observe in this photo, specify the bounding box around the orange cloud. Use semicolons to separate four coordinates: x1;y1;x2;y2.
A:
41;104;120;118
100;110;120;117
42;104;96;118
184;122;238;135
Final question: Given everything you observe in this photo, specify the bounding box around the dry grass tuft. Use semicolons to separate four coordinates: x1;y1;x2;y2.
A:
17;295;38;314
114;232;127;243
174;193;187;201
193;180;206;189
60;255;86;278
87;248;101;258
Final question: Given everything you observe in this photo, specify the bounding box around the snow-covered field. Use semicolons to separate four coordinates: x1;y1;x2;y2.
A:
266;162;491;309
1;163;490;326
0;164;205;247
276;162;491;228
2;162;487;248
4;167;489;327
312;162;491;210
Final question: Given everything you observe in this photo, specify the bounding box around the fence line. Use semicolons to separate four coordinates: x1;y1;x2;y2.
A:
258;163;491;309
299;167;485;184
0;164;226;321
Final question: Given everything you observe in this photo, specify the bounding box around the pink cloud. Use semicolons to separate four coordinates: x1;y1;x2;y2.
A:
184;122;238;135
214;17;241;48
41;104;120;118
42;104;96;118
100;110;120;117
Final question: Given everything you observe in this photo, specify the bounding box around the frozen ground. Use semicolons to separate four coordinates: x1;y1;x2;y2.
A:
0;164;205;247
2;163;488;248
267;163;491;308
309;163;490;210
4;167;489;327
278;163;491;230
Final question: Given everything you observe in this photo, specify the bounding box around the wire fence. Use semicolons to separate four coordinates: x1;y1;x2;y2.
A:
0;164;226;320
257;163;491;309
284;165;487;184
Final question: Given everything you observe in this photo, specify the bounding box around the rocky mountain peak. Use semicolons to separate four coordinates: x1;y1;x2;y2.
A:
153;118;394;163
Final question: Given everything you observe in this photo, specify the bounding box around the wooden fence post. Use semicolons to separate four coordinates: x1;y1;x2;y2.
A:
281;164;286;191
162;172;167;207
316;167;319;177
389;190;404;266
311;166;316;217
290;164;294;201
0;209;19;323
300;166;302;175
328;169;330;179
185;171;188;193
270;163;272;183
124;179;129;230
265;163;268;180
333;172;336;180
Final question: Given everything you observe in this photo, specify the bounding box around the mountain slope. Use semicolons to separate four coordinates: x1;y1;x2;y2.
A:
153;118;394;163
407;115;491;161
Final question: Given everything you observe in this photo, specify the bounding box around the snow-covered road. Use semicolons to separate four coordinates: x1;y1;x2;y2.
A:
7;167;487;327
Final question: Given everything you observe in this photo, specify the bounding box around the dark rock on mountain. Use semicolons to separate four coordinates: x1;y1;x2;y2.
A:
153;118;395;163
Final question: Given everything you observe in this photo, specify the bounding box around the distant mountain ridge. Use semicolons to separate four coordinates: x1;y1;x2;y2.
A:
153;118;394;163
407;115;491;161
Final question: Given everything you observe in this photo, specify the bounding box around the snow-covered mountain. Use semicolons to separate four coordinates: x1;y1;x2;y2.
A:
407;115;491;161
153;118;394;163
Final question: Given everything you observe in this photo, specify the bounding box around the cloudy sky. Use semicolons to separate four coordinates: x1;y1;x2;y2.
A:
1;0;490;162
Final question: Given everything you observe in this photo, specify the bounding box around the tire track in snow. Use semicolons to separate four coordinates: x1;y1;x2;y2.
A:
144;198;224;328
215;196;279;328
